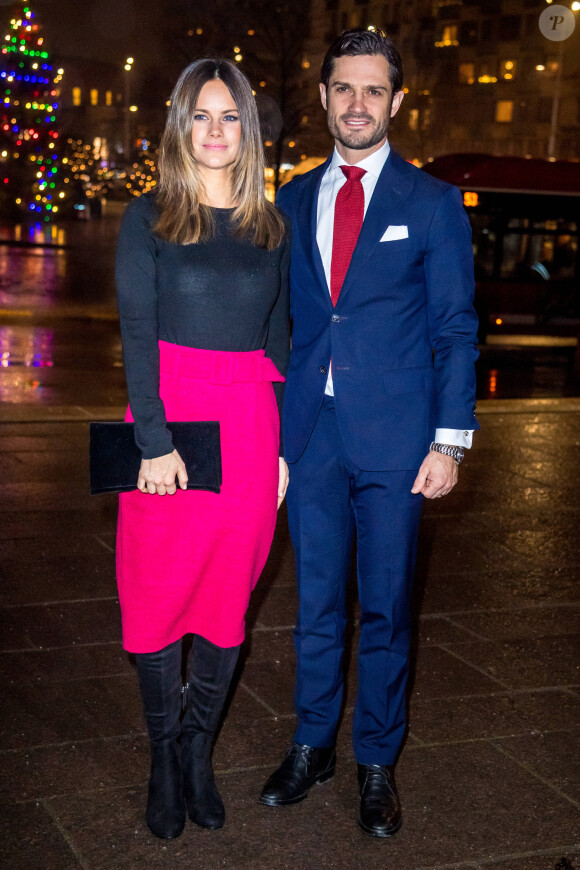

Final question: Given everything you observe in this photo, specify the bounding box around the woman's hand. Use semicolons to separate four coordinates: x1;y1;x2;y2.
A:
137;449;188;496
278;457;289;509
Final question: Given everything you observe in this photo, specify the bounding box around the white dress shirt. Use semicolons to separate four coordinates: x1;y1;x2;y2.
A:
316;141;473;449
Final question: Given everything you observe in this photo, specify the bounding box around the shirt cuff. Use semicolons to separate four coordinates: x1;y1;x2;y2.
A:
435;428;473;449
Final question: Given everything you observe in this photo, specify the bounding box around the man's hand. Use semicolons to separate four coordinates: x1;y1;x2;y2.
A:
138;449;188;495
411;451;458;500
278;457;289;509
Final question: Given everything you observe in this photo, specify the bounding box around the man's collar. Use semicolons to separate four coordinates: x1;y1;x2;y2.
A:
328;139;390;178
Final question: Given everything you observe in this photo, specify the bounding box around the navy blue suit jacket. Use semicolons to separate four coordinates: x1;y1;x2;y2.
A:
277;149;480;471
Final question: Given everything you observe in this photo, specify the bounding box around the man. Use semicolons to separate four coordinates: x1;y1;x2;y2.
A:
259;29;479;837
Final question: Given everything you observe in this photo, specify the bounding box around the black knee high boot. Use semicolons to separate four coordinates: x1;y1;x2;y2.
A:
135;639;186;839
182;634;240;829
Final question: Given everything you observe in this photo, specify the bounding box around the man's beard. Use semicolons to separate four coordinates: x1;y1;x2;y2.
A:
327;108;391;152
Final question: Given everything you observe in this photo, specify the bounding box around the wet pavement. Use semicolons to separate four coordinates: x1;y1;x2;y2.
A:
1;205;579;410
0;216;579;869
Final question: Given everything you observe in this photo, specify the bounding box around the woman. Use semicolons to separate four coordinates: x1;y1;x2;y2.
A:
115;58;289;840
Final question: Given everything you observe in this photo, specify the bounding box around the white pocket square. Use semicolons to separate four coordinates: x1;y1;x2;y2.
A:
380;225;408;242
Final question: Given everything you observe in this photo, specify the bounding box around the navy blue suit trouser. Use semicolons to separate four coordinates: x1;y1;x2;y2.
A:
286;397;424;765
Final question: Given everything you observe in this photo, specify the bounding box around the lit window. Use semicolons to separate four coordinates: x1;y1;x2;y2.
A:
105;90;112;106
501;59;516;80
495;100;513;123
90;89;98;106
72;86;81;106
408;108;419;130
478;62;497;84
459;63;475;85
435;25;458;47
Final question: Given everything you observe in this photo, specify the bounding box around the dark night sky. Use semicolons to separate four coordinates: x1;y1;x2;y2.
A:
1;0;167;66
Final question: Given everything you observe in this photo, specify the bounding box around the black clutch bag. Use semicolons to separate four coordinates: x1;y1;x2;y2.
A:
89;421;222;495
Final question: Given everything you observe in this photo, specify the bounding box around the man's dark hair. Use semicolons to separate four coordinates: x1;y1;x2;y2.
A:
320;28;403;93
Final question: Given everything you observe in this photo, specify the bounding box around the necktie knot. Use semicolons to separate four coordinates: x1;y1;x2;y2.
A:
340;165;366;183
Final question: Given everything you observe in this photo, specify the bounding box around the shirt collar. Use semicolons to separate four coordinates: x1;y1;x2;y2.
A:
328;138;390;179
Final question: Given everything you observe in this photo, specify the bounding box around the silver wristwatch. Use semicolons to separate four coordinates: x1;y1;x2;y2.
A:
429;442;465;465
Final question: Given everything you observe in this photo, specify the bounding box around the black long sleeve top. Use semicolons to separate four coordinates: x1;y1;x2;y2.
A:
115;192;290;459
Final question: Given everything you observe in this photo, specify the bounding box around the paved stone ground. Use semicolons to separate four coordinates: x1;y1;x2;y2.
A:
1;397;579;870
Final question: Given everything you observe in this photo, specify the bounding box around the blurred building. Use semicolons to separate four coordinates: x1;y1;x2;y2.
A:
40;1;580;173
56;56;165;164
298;0;580;164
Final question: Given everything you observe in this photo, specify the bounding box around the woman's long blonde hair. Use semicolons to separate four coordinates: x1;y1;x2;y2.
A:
154;58;285;250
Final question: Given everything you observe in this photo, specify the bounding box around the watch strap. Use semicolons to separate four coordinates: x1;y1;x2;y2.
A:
429;441;464;465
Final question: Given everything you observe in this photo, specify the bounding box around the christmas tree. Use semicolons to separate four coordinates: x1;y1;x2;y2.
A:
0;1;68;219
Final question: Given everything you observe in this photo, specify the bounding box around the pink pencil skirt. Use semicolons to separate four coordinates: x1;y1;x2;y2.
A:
116;341;284;654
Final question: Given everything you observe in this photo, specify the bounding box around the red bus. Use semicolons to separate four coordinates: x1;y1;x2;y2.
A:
423;154;580;341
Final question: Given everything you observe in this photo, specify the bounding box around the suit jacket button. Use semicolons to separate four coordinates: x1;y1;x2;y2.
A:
332;314;340;323
319;366;327;375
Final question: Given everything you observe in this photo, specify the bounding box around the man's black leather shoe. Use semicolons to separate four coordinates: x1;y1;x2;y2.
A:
357;764;402;838
259;743;336;806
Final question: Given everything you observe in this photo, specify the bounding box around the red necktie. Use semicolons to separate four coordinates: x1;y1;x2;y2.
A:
330;165;366;307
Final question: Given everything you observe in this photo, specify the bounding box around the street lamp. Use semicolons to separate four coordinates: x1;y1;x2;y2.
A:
124;57;134;159
538;4;577;159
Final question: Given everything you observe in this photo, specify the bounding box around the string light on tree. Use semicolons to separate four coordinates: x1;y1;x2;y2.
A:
124;144;158;197
0;1;67;218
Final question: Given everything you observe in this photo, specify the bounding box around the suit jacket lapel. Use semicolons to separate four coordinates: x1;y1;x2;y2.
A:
337;151;414;303
295;158;330;303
